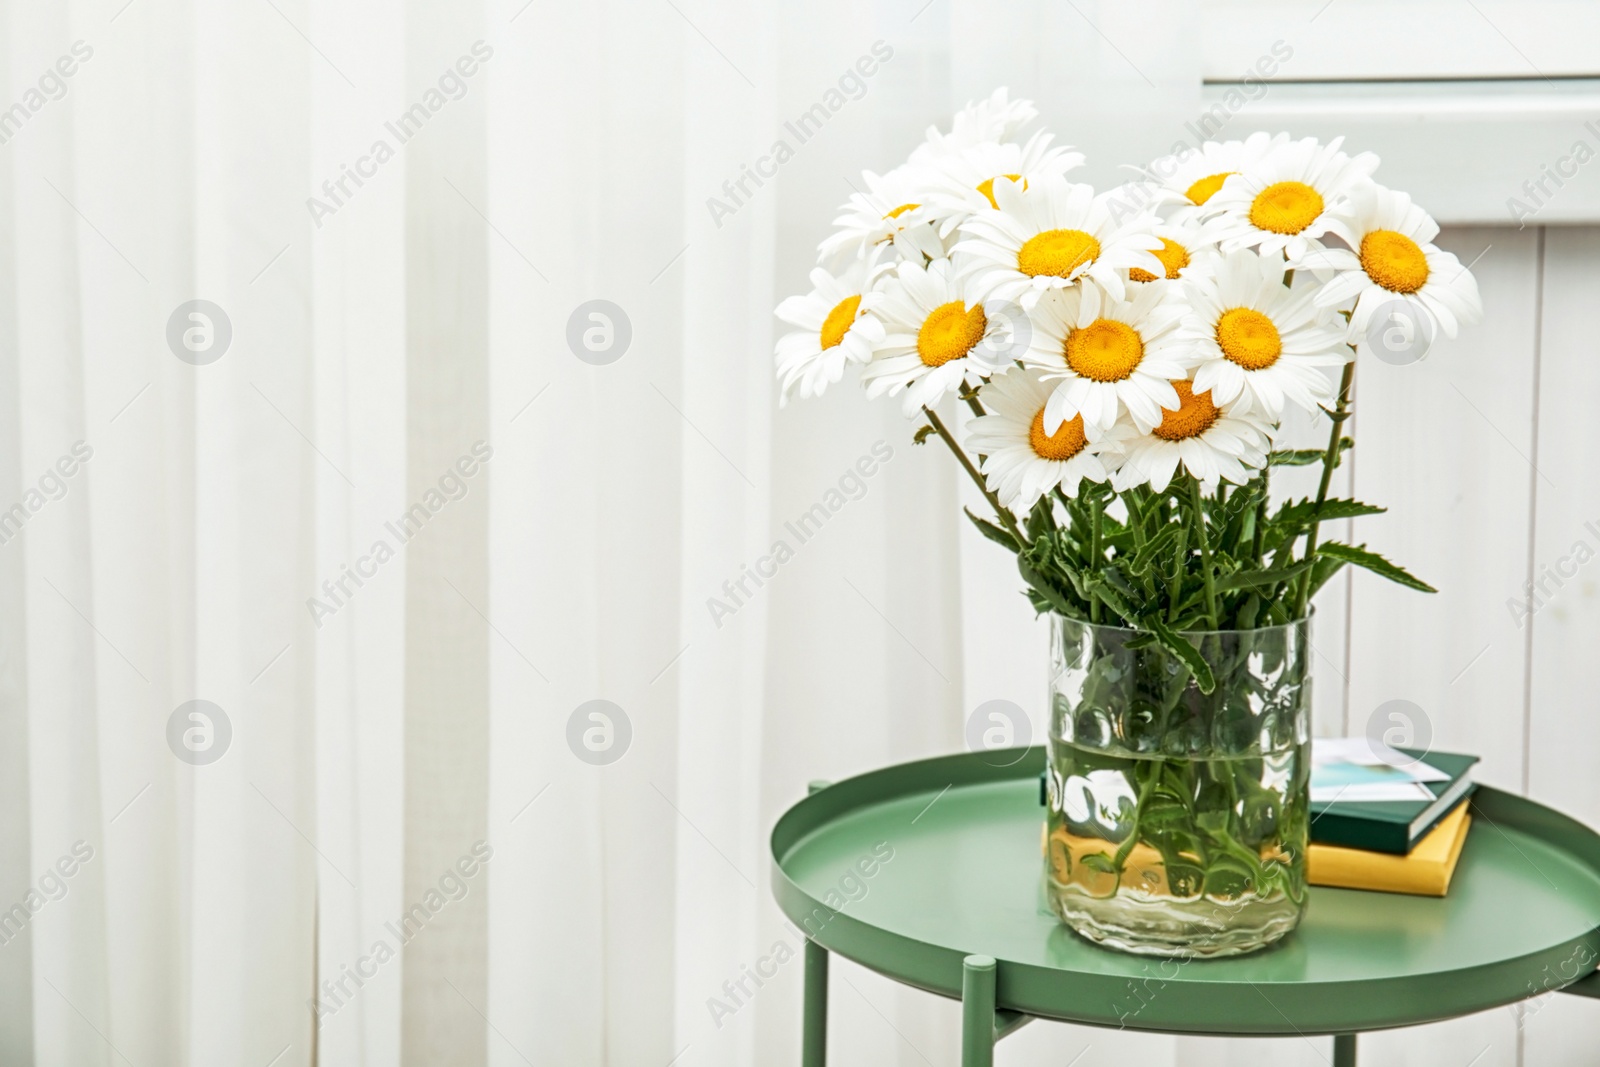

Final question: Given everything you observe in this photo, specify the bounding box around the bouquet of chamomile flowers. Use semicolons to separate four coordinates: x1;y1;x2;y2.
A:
773;89;1482;687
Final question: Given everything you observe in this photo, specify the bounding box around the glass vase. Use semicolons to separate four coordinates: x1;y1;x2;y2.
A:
1043;614;1311;958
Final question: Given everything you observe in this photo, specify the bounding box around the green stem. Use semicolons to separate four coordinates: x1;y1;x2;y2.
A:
1089;495;1104;624
1252;473;1269;566
1167;519;1187;625
923;405;1026;547
1112;764;1157;876
1123;490;1156;602
1189;478;1219;628
1294;359;1356;616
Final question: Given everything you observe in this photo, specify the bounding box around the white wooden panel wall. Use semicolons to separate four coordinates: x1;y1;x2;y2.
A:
1342;228;1539;1067
1521;227;1600;1067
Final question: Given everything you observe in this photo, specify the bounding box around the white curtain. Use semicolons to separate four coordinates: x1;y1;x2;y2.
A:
0;0;1576;1066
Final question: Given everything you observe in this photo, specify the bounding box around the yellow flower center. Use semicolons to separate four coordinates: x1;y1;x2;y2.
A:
1249;181;1325;235
1359;229;1431;294
883;202;919;219
819;295;861;350
916;301;988;368
1153;380;1220;441
1215;307;1283;370
975;173;1024;209
1185;172;1234;206
1029;408;1088;461
1017;229;1101;279
1065;319;1144;382
1128;237;1192;283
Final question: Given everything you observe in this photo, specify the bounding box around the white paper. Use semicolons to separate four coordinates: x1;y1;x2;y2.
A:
1311;737;1450;781
1309;781;1439;804
1308;738;1453;803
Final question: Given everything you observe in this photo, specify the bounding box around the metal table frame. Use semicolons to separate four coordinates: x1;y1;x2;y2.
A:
801;941;1600;1066
779;763;1600;1067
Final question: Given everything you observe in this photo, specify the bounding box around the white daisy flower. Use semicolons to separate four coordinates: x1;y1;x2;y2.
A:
1179;249;1349;419
909;87;1038;162
877;221;952;268
774;258;887;405
1023;279;1191;435
1126;220;1220;286
861;258;1021;416
1109;380;1273;493
1307;183;1483;350
955;175;1165;307
967;366;1112;511
919;132;1086;235
1205;136;1379;262
1134;132;1290;226
817;165;946;266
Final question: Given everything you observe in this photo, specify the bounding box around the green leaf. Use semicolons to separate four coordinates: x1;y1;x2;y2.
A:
1268;449;1323;466
1098;566;1142;602
913;424;936;446
1267;438;1344;467
1083;575;1139;626
1318;542;1437;593
1062;566;1091;603
1079;852;1119;875
1305;553;1347;598
1173;585;1207;616
1101;528;1137;555
1273;497;1386;530
1214;559;1314;592
1235;592;1262;631
1269;437;1353;467
1026;497;1055;542
1218;483;1263;551
1146;617;1217;694
1128;523;1181;575
1312;498;1387;522
1017;555;1076;614
964;507;1020;553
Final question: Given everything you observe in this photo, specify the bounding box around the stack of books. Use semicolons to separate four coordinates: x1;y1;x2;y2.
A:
1308;738;1479;896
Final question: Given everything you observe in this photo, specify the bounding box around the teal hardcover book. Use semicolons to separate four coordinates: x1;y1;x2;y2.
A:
1309;746;1479;855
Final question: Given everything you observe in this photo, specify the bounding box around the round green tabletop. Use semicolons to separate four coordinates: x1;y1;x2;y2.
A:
770;747;1600;1038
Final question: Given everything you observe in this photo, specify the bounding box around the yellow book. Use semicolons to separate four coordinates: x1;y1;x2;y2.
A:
1308;802;1472;897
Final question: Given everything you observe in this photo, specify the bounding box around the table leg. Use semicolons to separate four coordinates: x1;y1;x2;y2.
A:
1333;1033;1357;1067
801;781;834;1066
961;955;998;1067
803;939;828;1067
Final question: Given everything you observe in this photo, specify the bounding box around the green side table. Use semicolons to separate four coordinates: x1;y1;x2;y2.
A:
771;748;1600;1066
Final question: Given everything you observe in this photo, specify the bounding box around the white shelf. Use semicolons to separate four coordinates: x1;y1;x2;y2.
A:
1202;78;1600;224
1202;0;1600;82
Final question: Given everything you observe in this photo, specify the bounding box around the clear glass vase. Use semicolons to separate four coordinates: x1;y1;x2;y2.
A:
1044;614;1311;958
